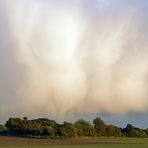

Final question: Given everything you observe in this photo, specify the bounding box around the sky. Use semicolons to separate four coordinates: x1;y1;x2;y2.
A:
0;0;148;128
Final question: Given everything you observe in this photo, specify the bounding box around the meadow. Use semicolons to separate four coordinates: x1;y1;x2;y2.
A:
0;137;148;148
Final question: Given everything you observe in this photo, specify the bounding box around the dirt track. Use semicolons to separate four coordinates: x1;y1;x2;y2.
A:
0;136;147;145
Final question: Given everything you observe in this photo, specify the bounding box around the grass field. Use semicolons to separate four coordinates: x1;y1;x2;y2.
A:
0;136;148;148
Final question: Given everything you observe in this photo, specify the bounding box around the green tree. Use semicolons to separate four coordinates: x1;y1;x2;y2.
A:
75;119;95;137
59;122;77;138
144;129;148;136
5;118;24;135
123;124;147;138
93;117;106;136
106;125;121;137
0;124;7;135
31;118;57;138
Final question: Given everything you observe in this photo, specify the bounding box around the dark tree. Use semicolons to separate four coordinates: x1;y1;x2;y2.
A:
93;117;106;136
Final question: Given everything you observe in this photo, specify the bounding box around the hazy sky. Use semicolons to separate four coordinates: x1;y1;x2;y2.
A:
0;0;148;128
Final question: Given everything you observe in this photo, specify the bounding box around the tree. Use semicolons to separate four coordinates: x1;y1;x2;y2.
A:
93;117;106;136
5;118;24;135
41;126;55;138
59;122;77;138
75;119;95;137
144;129;148;136
30;118;57;138
106;125;121;137
2;116;148;138
122;124;147;138
0;124;7;135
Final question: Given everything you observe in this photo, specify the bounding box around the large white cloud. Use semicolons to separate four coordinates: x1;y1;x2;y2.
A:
0;0;148;121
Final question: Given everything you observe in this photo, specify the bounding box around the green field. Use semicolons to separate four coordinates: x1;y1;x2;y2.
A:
0;137;148;148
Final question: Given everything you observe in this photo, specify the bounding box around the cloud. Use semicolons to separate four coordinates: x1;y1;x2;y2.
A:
0;0;148;121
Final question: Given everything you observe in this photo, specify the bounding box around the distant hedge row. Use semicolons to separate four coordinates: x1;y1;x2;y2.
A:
0;117;148;138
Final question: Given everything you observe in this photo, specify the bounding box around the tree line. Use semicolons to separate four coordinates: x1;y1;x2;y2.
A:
0;117;148;138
